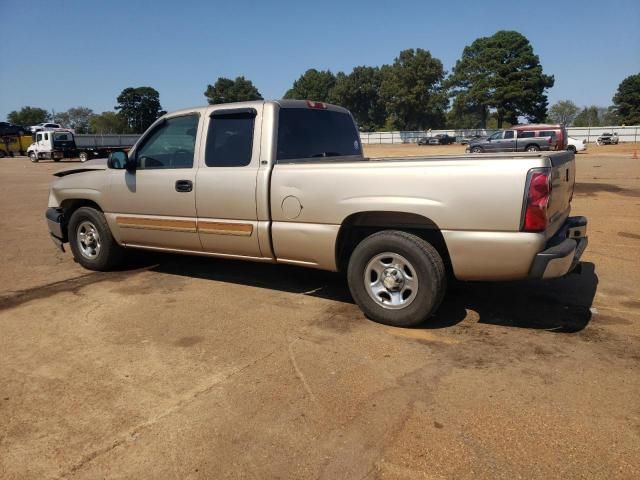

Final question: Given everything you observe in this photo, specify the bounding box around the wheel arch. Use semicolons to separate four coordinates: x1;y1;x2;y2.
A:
60;199;104;234
335;211;452;273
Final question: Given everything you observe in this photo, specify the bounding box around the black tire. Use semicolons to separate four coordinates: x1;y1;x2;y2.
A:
470;146;483;153
53;158;60;162
68;207;124;271
0;150;6;158
567;145;577;153
526;144;540;152
29;152;38;163
347;230;447;327
79;151;89;162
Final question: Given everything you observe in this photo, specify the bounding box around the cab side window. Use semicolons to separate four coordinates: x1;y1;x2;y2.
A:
205;110;255;167
504;131;514;139
489;131;503;140
36;133;42;142
540;130;556;139
135;115;199;170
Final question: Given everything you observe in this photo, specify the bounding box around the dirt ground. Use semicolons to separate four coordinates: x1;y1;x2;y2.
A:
1;150;639;479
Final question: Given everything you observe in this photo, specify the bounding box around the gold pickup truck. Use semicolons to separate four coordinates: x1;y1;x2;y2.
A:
46;100;588;327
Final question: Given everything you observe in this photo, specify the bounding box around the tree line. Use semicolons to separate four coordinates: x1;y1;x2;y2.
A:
6;30;640;134
6;87;165;135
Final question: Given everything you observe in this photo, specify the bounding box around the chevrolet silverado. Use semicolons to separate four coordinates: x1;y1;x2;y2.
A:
46;100;588;327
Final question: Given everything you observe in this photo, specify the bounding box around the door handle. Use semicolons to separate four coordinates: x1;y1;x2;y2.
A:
175;180;193;192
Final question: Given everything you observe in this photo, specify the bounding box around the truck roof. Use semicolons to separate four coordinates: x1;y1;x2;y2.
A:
164;99;351;118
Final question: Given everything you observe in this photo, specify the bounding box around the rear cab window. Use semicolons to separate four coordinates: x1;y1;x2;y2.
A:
276;106;361;162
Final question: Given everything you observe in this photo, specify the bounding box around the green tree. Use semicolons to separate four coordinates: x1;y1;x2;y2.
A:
448;31;554;128
89;111;127;134
7;106;49;126
204;76;263;104
56;107;95;133
601;106;621;126
548;100;580;125
379;48;447;130
330;66;386;131
283;69;336;102
115;87;165;133
612;73;640;125
573;106;601;127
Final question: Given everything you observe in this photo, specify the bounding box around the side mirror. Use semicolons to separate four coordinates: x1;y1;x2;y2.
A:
108;150;135;172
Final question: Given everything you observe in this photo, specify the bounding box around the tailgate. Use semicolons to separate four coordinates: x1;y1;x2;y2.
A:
547;151;575;235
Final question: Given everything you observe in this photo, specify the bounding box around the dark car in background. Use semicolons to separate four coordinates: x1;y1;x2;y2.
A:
0;122;28;137
417;133;456;145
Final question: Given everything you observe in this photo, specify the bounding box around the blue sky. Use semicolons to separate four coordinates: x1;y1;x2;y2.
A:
1;0;639;121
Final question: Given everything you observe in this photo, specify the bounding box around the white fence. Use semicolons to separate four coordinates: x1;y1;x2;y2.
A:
359;126;640;144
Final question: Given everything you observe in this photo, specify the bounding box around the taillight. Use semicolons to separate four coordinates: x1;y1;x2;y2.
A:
523;168;552;232
306;100;327;109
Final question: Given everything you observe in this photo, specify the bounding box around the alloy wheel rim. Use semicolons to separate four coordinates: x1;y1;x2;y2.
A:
364;252;419;309
77;221;101;259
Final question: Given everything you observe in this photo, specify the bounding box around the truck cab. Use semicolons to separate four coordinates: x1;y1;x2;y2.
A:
28;129;75;162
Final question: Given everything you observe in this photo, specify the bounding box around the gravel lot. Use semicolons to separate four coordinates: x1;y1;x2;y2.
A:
1;149;639;479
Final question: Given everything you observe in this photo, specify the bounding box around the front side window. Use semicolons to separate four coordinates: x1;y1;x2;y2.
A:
36;133;42;142
489;131;503;140
135;115;199;169
205;111;255;167
277;108;361;161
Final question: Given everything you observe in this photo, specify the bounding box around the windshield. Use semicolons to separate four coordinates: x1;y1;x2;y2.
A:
53;132;72;141
276;108;361;161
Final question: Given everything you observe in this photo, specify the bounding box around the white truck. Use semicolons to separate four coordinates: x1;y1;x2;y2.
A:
27;130;139;162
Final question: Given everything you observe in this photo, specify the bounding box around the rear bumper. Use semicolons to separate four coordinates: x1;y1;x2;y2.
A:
529;216;588;279
46;207;67;252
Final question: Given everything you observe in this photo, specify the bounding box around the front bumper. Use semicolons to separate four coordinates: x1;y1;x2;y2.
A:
529;216;588;279
46;207;67;252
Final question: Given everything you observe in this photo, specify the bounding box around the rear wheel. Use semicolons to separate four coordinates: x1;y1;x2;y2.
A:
68;207;124;271
29;152;38;162
347;230;446;327
470;146;483;153
79;151;89;162
526;144;540;152
567;145;577;153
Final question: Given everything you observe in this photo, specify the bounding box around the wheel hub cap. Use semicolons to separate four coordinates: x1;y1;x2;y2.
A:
382;267;404;291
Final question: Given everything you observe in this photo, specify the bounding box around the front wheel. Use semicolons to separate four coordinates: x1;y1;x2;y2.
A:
567;145;577;153
68;207;124;271
79;151;89;162
29;152;38;162
347;230;447;327
526;144;540;152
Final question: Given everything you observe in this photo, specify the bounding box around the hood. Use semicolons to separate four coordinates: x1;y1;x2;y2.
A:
53;158;108;177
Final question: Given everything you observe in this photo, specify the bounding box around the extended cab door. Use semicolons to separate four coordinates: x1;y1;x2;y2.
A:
489;130;515;152
194;106;263;258
106;113;202;251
